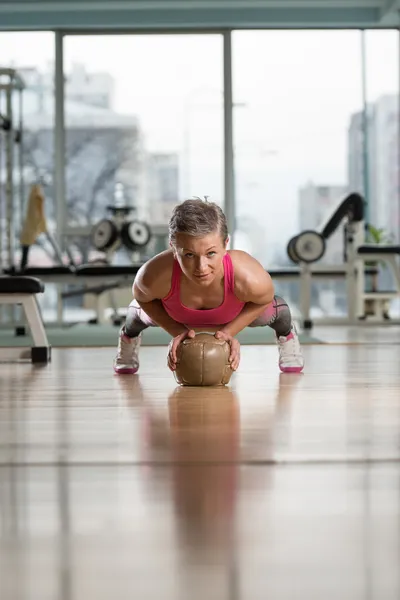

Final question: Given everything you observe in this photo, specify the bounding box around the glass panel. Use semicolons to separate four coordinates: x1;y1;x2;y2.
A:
63;34;224;266
0;32;55;271
232;30;363;266
0;32;58;318
363;30;400;315
232;30;363;320
364;30;399;243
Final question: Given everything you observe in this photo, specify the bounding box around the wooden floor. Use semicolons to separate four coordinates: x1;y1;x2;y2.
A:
1;328;400;599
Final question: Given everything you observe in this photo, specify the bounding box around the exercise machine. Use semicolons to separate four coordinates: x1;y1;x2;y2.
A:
287;192;400;328
0;68;26;330
3;180;150;326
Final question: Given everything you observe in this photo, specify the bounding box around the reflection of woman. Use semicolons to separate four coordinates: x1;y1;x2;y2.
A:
168;386;240;555
117;372;301;557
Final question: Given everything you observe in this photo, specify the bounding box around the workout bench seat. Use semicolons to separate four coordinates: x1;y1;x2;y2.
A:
0;276;51;363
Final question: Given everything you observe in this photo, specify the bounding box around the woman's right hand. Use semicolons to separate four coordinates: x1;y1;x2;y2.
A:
167;329;196;371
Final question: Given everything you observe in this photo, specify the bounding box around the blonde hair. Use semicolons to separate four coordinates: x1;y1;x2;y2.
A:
168;197;228;245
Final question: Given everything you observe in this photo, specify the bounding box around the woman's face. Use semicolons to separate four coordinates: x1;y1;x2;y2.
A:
172;231;228;286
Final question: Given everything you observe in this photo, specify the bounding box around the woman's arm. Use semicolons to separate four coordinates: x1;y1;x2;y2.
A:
220;300;273;337
220;251;275;337
135;295;194;369
213;252;274;370
133;271;187;338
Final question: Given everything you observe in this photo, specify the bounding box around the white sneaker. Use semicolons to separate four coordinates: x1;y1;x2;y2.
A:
276;324;304;373
113;329;141;374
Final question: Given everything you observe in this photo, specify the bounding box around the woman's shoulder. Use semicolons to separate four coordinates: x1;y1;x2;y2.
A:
137;249;175;297
227;249;269;296
146;249;175;269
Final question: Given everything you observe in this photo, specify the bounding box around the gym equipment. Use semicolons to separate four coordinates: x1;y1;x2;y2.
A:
1;173;153;326
287;230;326;264
287;193;365;328
4;259;144;326
89;207;151;323
90;196;151;261
356;244;400;320
287;193;364;266
174;333;233;387
6;182;398;330
0;68;25;273
287;192;400;328
121;220;151;250
8;183;151;327
91;218;119;252
0;275;51;363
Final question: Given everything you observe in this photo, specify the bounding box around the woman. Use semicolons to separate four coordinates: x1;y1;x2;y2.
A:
114;198;304;375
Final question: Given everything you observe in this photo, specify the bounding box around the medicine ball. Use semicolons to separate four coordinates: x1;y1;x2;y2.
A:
174;332;233;387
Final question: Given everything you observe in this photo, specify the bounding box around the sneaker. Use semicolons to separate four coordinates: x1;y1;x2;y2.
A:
113;329;141;374
276;324;304;373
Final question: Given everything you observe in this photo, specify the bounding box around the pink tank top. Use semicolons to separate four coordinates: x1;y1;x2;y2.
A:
161;253;245;327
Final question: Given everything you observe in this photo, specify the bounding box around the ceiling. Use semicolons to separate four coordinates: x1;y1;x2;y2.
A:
0;0;399;31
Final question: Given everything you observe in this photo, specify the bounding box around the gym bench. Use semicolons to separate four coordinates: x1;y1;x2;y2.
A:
0;276;51;363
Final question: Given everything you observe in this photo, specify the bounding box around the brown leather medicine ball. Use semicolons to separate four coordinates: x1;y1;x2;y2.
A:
174;332;233;387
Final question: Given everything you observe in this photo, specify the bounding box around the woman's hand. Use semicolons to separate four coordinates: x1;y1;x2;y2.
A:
214;330;241;371
167;329;196;371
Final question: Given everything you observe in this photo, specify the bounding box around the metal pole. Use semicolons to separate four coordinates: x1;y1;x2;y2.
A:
223;30;235;248
361;30;369;232
5;83;14;270
55;31;67;323
55;31;66;249
0;92;3;273
18;87;24;234
398;27;400;244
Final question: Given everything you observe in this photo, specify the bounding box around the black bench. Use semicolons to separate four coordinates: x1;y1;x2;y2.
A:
0;276;51;363
358;244;400;255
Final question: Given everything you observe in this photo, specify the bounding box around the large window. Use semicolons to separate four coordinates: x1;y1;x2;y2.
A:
63;34;224;262
232;30;367;319
232;30;364;269
1;29;398;322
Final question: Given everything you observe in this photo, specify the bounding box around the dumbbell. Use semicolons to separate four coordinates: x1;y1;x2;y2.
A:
91;218;151;252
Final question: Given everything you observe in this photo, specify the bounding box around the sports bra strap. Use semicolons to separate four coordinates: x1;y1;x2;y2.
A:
162;258;181;302
223;253;235;293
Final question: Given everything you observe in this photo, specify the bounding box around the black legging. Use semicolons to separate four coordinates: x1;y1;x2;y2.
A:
123;295;293;339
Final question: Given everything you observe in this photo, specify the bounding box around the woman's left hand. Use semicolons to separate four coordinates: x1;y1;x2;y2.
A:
214;331;241;371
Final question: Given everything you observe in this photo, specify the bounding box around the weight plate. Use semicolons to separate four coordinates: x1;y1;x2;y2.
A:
287;235;300;264
91;219;119;251
293;230;325;264
121;220;151;250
